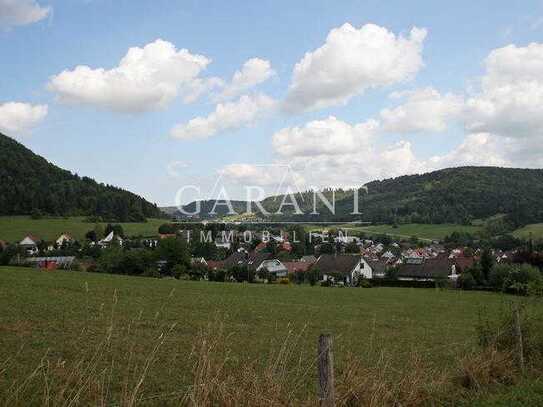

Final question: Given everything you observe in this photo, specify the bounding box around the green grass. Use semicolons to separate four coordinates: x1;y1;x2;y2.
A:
512;223;543;240
0;216;165;242
0;266;539;404
308;223;483;241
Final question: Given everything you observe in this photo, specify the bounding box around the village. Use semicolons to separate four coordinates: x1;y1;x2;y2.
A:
1;222;537;292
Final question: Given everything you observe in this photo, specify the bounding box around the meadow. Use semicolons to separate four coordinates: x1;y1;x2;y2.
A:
1;266;542;405
512;223;543;240
320;223;483;241
0;216;164;242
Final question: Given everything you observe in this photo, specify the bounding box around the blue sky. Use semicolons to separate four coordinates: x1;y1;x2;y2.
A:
2;0;543;206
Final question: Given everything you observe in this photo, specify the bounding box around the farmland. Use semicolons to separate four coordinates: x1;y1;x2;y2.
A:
512;223;543;240
307;223;484;241
0;216;164;242
1;266;541;405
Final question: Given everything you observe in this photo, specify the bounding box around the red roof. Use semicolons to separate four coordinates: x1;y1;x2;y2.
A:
206;260;224;270
453;256;475;272
283;261;312;273
254;242;267;252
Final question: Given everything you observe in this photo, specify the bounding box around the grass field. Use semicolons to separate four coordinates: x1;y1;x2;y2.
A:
0;216;165;242
308;223;483;241
512;223;543;240
1;266;541;405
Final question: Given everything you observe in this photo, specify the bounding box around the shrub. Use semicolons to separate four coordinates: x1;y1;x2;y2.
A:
358;279;372;288
278;277;290;285
172;264;188;280
458;272;476;290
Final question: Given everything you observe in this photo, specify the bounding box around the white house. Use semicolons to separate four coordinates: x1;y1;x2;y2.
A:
257;259;288;278
19;235;40;255
313;254;373;285
98;231;123;248
56;233;74;247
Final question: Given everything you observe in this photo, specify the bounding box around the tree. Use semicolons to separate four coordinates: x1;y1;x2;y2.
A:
158;223;177;234
480;248;494;283
105;224;124;238
85;229;97;242
156;237;190;276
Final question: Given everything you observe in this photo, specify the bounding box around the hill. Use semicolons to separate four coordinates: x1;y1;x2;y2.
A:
173;167;543;227
0;133;162;221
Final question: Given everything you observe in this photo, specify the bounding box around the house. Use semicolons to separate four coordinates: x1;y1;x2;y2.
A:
26;256;75;270
206;260;224;270
452;255;475;273
300;255;317;264
0;240;6;250
283;261;312;274
366;259;388;278
257;259;288;278
313;254;372;285
55;233;74;247
222;251;271;271
19;235;40;255
191;257;208;267
397;254;454;281
98;231;123;248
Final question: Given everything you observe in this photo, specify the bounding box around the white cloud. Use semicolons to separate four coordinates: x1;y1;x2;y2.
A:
217;58;275;100
428;133;510;169
465;43;543;140
221;116;426;190
283;23;427;112
48;39;211;113
218;164;283;187
272;116;378;157
380;88;464;133
0;102;47;136
170;93;277;140
0;0;50;29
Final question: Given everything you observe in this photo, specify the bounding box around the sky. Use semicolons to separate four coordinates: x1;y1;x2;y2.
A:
2;0;543;206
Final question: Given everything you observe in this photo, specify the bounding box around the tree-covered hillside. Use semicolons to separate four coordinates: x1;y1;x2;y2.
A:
346;167;543;226
0;133;162;221
173;167;543;227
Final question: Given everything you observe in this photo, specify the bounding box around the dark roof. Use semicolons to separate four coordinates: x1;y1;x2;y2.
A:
223;251;271;271
397;255;451;279
366;259;387;275
314;254;361;276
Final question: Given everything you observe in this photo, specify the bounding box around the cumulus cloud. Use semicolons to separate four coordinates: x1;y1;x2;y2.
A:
0;0;50;29
218;164;285;187
217;58;275;100
170;94;277;140
272;116;378;157
220;116;425;190
283;23;427;112
48;39;211;112
0;102;47;136
465;43;543;139
380;88;464;133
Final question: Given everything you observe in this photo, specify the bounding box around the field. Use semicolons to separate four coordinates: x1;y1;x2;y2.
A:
318;223;483;241
512;223;543;240
1;266;541;405
0;216;165;242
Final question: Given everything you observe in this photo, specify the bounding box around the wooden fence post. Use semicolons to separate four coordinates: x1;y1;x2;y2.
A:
318;334;335;407
513;305;525;374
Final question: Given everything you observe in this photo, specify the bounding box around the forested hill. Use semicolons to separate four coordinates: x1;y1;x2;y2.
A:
173;167;543;226
344;166;543;225
0;133;162;221
270;166;543;225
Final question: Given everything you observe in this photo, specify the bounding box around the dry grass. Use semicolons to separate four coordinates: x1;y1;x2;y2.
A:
0;314;536;407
